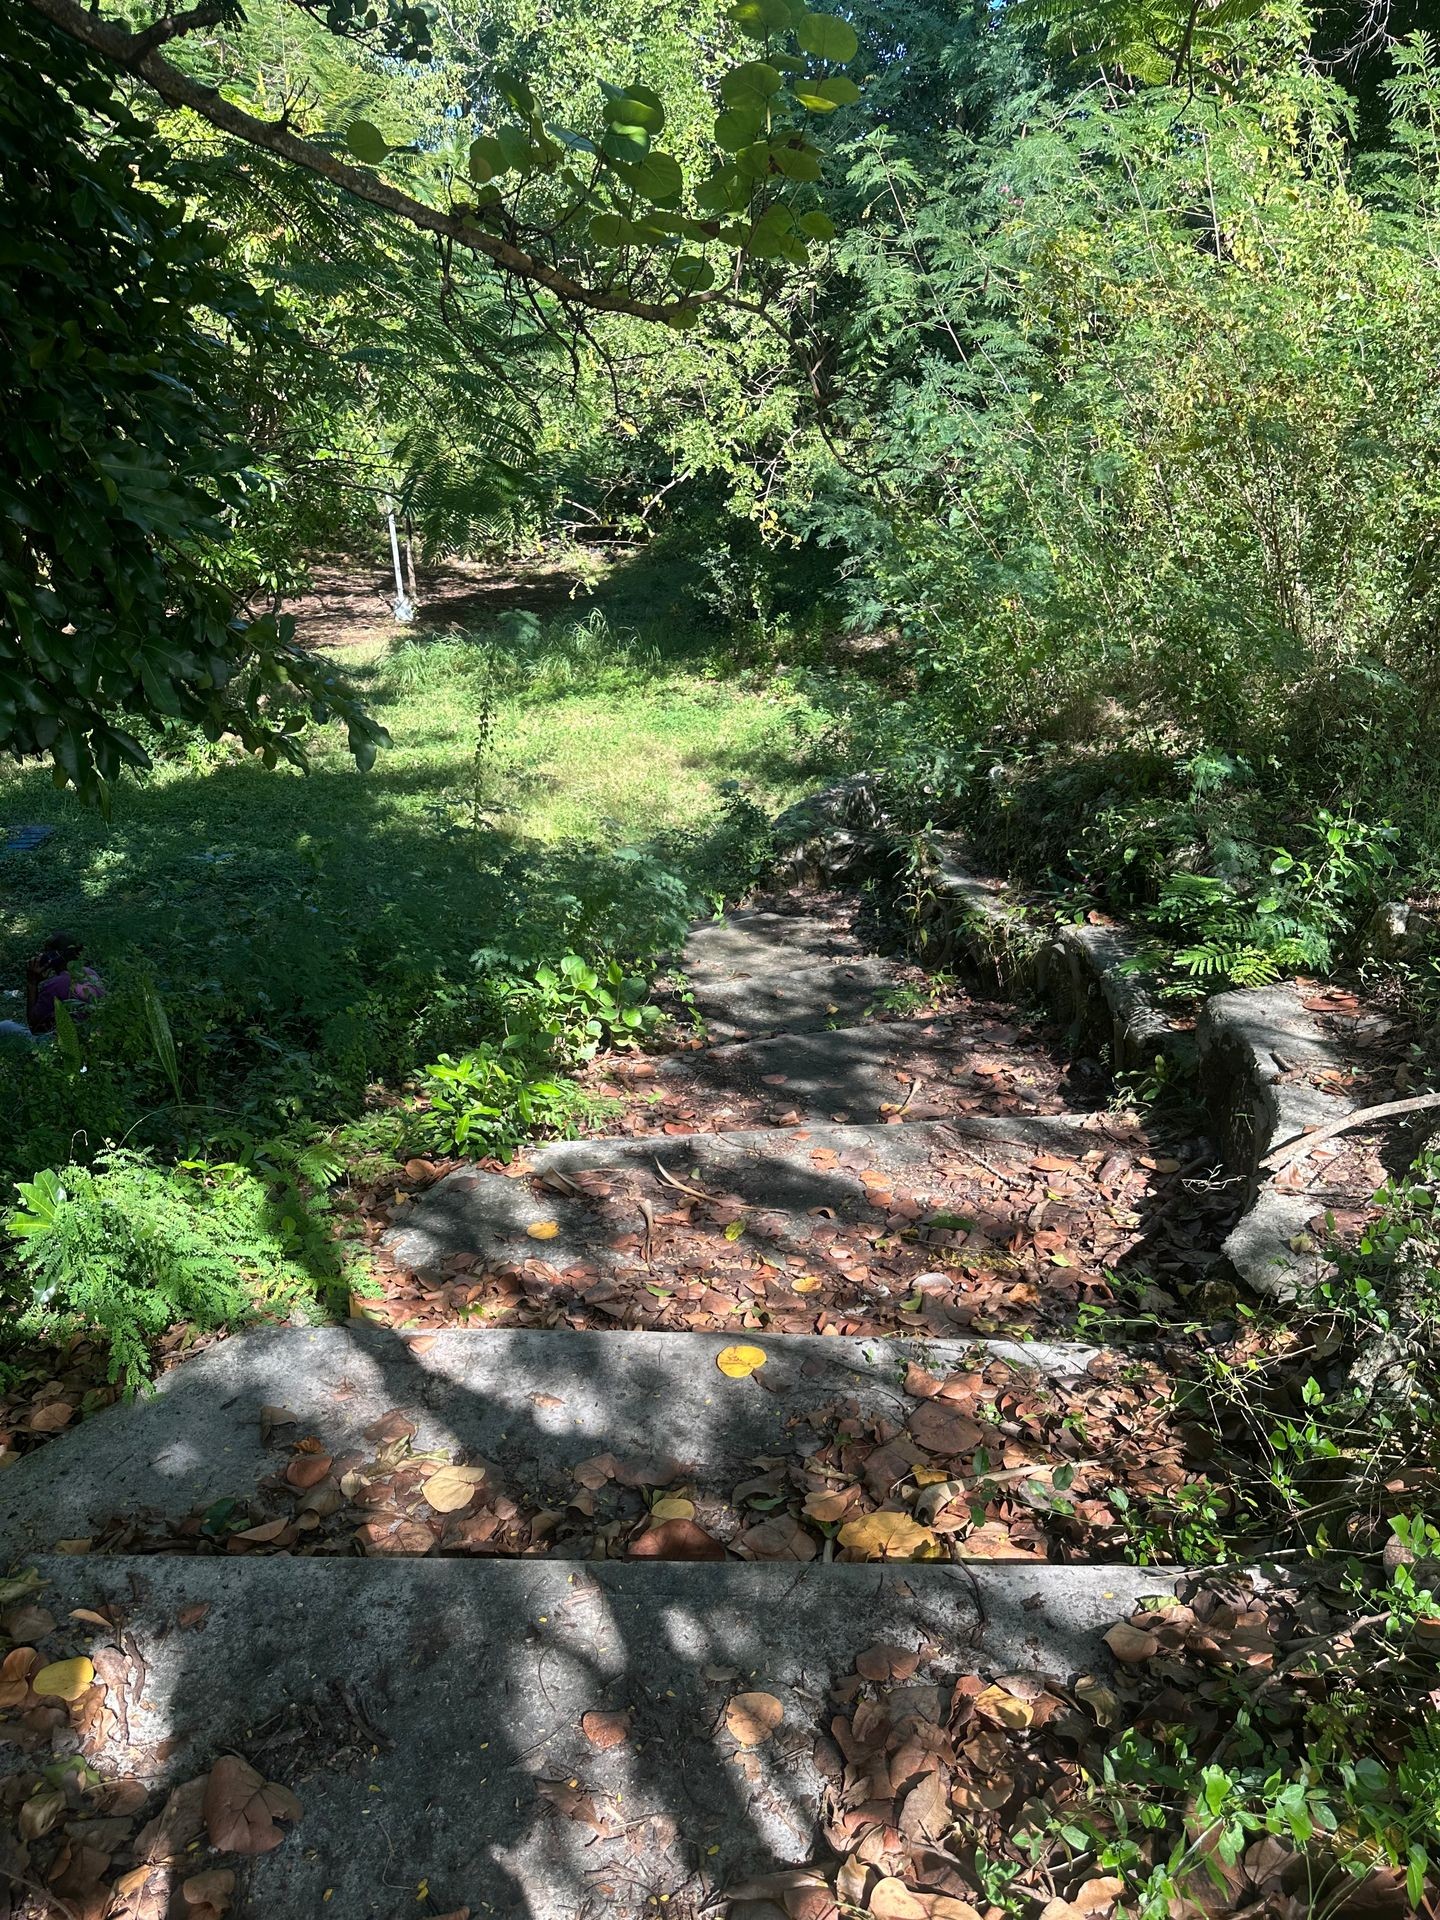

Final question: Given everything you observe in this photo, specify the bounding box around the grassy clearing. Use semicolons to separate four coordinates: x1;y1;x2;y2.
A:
0;593;853;1192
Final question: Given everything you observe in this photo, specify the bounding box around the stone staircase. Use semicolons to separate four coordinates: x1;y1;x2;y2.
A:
0;888;1221;1919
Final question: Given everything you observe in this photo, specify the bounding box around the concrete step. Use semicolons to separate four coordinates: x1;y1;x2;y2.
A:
381;1114;1162;1337
685;955;902;1040
644;1015;1095;1128
0;1325;1111;1555
681;905;873;979
5;1552;1178;1919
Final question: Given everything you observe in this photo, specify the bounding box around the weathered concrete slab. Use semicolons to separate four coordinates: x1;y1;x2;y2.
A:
655;1018;1048;1125
1197;985;1356;1297
682;908;870;979
4;1554;1177;1919
384;1113;1137;1277
0;1326;1102;1553
688;957;901;1040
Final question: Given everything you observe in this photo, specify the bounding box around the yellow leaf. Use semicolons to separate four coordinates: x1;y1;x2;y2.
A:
723;1218;746;1241
792;1275;821;1293
973;1683;1034;1729
32;1657;94;1702
526;1221;561;1241
421;1463;490;1513
651;1496;695;1522
716;1344;767;1379
837;1511;940;1560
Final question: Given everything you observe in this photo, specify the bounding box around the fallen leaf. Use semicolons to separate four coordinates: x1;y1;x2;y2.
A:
725;1691;784;1746
792;1276;821;1294
973;1683;1034;1729
581;1709;632;1750
420;1463;490;1513
182;1870;236;1911
738;1515;817;1561
628;1519;726;1561
909;1402;985;1455
651;1496;696;1522
285;1453;333;1490
838;1511;940;1559
855;1643;920;1684
1103;1622;1159;1663
32;1656;94;1701
869;1880;929;1919
803;1487;856;1524
526;1220;561;1240
202;1755;301;1855
1;1603;55;1643
29;1401;74;1432
717;1344;768;1378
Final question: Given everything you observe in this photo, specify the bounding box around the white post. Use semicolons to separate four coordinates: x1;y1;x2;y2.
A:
385;498;415;623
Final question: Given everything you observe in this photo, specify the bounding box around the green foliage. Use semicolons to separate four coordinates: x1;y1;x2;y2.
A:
3;1148;337;1384
0;12;386;801
413;1045;592;1158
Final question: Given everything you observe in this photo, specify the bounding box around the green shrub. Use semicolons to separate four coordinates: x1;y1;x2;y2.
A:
3;1148;338;1385
413;1046;592;1159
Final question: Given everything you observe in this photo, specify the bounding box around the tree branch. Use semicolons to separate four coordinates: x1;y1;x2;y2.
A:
22;0;713;325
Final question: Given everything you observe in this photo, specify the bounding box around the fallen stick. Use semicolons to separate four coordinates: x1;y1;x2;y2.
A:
1261;1090;1440;1172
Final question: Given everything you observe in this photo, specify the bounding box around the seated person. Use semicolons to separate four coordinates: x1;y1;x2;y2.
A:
26;933;105;1034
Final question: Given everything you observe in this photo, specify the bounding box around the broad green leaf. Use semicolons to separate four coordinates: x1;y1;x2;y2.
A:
345;120;389;165
468;134;505;181
670;254;717;291
729;0;799;35
600;81;665;132
695;164;752;213
602;122;651;163
799;208;837;240
720;61;784;109
493;67;536;117
591;212;641;246
792;73;861;109
771;140;822;180
796;11;858;60
715;106;767;151
616;151;684;205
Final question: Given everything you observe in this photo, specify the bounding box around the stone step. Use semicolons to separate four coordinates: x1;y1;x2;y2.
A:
0;1325;1109;1556
5;1553;1177;1919
645;1015;1094;1128
685;955;902;1040
681;905;873;978
380;1114;1167;1342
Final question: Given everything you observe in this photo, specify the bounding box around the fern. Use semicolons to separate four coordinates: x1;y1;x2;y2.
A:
3;1149;337;1385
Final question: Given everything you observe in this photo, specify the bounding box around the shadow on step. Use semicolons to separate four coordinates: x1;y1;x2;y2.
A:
0;1324;1175;1919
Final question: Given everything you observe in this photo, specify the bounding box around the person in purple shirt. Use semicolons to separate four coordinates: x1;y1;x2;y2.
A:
25;932;104;1034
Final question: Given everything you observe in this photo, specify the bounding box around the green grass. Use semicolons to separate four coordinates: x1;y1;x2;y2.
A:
0;601;853;1183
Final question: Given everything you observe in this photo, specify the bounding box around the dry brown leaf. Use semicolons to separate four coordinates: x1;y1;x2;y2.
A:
202;1755;301;1855
284;1453;333;1491
536;1777;614;1834
908;1402;985;1456
803;1487;856;1524
1103;1622;1159;1663
855;1643;920;1684
972;1683;1034;1730
580;1709;632;1750
725;1690;784;1746
1;1603;55;1643
738;1514;818;1562
868;1879;930;1919
182;1870;236;1912
29;1401;74;1432
628;1518;726;1561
